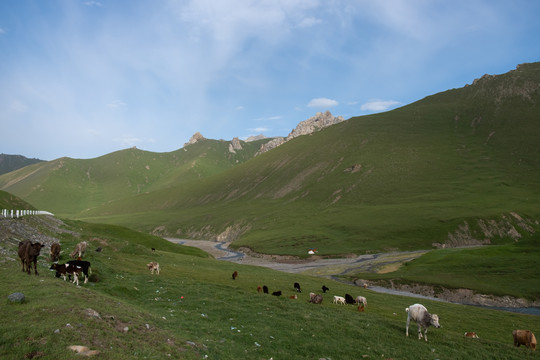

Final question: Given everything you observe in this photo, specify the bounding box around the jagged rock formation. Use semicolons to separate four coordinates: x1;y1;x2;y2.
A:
184;132;205;147
255;111;345;156
228;137;243;154
286;110;345;141
255;137;286;155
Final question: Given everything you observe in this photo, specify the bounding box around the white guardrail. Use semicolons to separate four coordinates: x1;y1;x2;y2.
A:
0;209;54;218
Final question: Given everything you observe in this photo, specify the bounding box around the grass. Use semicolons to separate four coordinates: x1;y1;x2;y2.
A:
344;233;540;300
1;219;539;359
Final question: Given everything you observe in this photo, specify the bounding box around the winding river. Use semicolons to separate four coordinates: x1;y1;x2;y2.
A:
167;238;540;316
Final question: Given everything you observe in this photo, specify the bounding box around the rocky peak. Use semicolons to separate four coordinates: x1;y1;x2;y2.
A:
229;137;243;153
245;134;266;142
286;111;345;141
184;132;205;147
255;110;345;156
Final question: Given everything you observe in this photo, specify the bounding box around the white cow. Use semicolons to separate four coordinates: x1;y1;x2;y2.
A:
333;295;346;305
405;304;441;342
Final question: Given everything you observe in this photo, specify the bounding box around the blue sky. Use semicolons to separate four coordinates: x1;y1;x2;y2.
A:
1;0;539;160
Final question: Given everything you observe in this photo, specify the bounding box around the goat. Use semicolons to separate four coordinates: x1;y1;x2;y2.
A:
355;296;367;307
147;261;160;275
309;292;323;304
70;241;87;259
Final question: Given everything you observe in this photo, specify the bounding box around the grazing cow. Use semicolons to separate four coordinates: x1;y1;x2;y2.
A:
263;285;269;294
355;296;367;307
151;247;156;252
464;332;479;338
18;240;43;275
345;293;355;305
513;330;537;350
232;271;238;280
272;290;282;296
70;241;88;259
50;242;61;262
358;304;365;312
50;263;82;286
333;296;346;305
147;261;160;275
309;292;323;304
405;304;441;342
290;295;298;299
294;282;302;293
322;285;329;293
257;286;262;293
67;260;91;284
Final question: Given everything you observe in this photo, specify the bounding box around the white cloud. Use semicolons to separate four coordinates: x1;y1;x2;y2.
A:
107;100;127;109
254;115;282;121
84;1;103;7
360;99;400;112
307;98;338;108
0;28;5;34
296;17;322;28
249;127;269;132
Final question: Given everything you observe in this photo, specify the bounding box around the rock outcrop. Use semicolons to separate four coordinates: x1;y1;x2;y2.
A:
228;137;243;153
184;132;206;147
255;111;345;156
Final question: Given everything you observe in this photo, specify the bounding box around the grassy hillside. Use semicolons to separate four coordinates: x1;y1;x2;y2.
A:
75;63;540;256
0;190;35;210
0;139;269;215
0;153;43;176
1;217;538;359
1;63;539;258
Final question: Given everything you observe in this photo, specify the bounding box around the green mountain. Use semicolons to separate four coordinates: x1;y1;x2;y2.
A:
0;153;43;176
1;62;539;256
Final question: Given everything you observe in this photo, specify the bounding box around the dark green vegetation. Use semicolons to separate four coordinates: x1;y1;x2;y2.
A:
0;154;43;176
1;217;538;360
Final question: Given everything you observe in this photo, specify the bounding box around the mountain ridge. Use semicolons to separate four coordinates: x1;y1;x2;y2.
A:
1;62;539;256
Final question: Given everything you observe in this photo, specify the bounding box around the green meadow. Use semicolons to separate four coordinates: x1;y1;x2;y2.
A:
1;219;538;360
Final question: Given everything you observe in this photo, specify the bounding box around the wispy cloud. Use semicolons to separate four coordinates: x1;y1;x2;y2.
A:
296;17;322;28
255;115;282;121
307;98;338;108
84;1;103;7
107;100;127;109
361;99;400;112
0;27;5;34
249;127;269;133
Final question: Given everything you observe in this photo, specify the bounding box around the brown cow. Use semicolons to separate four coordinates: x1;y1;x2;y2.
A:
513;329;537;350
50;242;61;262
18;240;43;275
464;332;479;338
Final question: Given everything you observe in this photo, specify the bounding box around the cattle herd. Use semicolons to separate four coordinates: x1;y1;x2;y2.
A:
14;240;537;350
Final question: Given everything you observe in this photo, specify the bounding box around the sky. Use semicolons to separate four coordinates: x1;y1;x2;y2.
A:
1;1;539;161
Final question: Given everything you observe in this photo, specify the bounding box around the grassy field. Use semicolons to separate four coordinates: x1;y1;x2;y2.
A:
340;233;540;301
1;219;538;359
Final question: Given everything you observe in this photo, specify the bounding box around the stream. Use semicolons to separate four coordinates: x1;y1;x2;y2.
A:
167;238;540;316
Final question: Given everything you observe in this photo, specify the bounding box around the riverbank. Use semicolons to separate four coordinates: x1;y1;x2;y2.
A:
166;238;540;315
